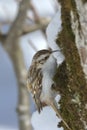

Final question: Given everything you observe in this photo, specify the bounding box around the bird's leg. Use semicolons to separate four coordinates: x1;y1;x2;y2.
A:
50;101;72;130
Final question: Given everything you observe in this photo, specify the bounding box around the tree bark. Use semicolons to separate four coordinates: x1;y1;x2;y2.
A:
55;0;87;130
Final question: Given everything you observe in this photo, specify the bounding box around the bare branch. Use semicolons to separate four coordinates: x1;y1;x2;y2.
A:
4;0;30;50
0;18;50;44
30;2;41;23
2;0;33;130
23;18;50;35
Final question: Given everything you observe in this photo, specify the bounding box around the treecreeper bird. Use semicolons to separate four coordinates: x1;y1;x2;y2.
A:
27;49;71;130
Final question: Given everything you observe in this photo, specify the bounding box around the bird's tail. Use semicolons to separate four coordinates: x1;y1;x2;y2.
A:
50;101;72;130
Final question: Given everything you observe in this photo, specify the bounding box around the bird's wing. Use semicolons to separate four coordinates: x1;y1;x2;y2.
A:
27;65;43;113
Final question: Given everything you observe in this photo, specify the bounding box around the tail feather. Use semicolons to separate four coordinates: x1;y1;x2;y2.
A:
50;101;72;130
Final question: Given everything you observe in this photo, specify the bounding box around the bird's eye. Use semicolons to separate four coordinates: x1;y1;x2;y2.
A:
39;56;49;64
44;56;49;60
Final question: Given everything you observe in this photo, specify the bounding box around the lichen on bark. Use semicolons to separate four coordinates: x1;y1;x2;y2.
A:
55;0;87;129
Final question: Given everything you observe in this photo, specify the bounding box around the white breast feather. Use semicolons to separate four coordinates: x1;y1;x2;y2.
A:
40;54;57;103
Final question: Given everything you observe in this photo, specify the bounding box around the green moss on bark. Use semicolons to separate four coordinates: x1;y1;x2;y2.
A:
55;0;87;129
54;61;68;94
82;0;87;4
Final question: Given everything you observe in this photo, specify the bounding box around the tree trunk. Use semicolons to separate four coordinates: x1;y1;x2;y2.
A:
55;0;87;129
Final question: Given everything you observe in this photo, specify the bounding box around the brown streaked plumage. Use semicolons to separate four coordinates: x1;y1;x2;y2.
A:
27;49;51;112
27;49;72;130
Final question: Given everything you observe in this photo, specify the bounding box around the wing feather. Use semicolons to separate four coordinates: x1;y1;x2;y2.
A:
27;65;43;112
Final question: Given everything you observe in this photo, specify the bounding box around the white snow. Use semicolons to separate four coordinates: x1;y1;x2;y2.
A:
71;1;87;78
46;3;65;65
31;95;62;130
31;106;63;130
55;95;61;108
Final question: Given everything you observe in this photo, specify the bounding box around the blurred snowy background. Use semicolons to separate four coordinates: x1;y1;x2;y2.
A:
0;0;62;130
